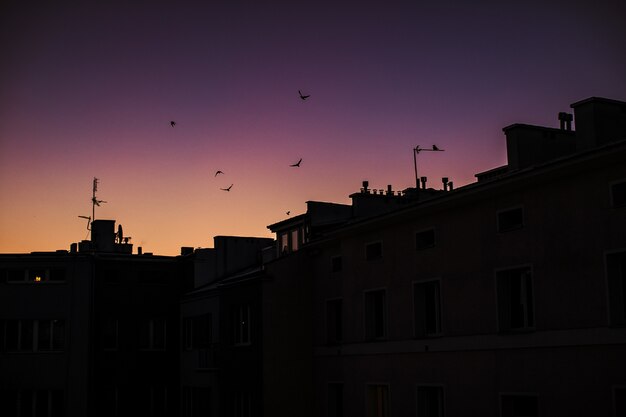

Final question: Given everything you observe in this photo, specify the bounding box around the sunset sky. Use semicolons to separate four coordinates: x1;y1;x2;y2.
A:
1;1;625;255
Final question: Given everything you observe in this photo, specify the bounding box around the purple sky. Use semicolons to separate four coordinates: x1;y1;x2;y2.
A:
1;1;625;255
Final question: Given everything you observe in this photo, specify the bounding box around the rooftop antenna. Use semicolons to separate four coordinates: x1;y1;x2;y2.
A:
413;145;445;191
91;177;107;226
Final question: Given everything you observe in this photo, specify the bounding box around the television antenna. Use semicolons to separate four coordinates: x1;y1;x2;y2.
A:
91;177;107;222
413;145;444;190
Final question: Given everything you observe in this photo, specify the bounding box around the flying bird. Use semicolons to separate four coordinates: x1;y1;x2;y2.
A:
298;90;310;100
220;184;233;191
170;121;176;127
290;158;302;167
215;170;224;177
286;211;290;215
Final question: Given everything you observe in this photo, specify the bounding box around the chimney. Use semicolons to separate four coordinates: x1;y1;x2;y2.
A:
442;177;449;191
70;243;77;253
362;180;369;194
137;246;143;255
448;181;454;191
386;185;393;195
420;176;427;189
558;112;573;131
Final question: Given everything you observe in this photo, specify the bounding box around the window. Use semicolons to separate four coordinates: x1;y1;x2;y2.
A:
279;233;289;254
183;314;212;350
497;207;524;232
139;319;166;350
4;268;65;283
326;299;343;345
364;290;387;340
182;386;210;417
233;391;252;417
0;389;64;417
615;386;626;417
415;229;436;250
496;267;534;331
0;319;65;352
607;251;626;326
417;386;444;417
291;229;300;252
234;305;251;345
139;386;168;417
500;394;538;417
331;256;343;273
366;242;383;261
328;383;344;417
611;180;626;208
414;280;442;338
103;319;119;350
366;385;389;417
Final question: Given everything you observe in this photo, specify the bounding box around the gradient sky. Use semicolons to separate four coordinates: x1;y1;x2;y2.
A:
1;0;625;255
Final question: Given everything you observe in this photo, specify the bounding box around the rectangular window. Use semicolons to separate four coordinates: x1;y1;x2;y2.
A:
607;251;626;326
279;233;289;255
291;229;300;252
497;207;524;232
2;320;41;352
234;305;251;345
328;383;343;417
414;280;442;338
139;319;166;350
417;386;444;417
331;256;343;273
415;229;436;250
4;268;64;284
500;394;538;417
37;319;65;351
615;386;626;417
364;290;387;340
184;314;212;350
366;385;389;417
497;267;534;331
183;386;210;417
0;389;64;417
103;319;119;350
326;299;343;345
233;391;252;417
366;242;383;261
611;180;626;208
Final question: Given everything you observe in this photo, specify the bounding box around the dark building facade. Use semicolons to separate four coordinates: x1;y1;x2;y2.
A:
0;220;186;417
263;97;626;417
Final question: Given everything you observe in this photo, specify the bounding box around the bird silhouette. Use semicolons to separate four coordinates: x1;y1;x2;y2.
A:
220;184;233;191
170;121;176;127
290;158;302;167
215;170;224;177
298;90;310;100
286;211;290;215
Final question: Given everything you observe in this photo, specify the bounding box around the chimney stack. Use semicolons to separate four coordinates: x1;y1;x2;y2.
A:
386;185;393;195
420;176;427;189
558;112;573;131
442;177;449;191
362;180;370;194
137;246;143;255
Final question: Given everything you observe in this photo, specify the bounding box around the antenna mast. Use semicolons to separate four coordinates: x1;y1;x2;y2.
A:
413;145;445;192
91;177;107;226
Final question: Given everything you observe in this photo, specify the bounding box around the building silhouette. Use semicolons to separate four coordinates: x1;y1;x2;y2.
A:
0;220;187;416
1;96;625;416
262;97;626;417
